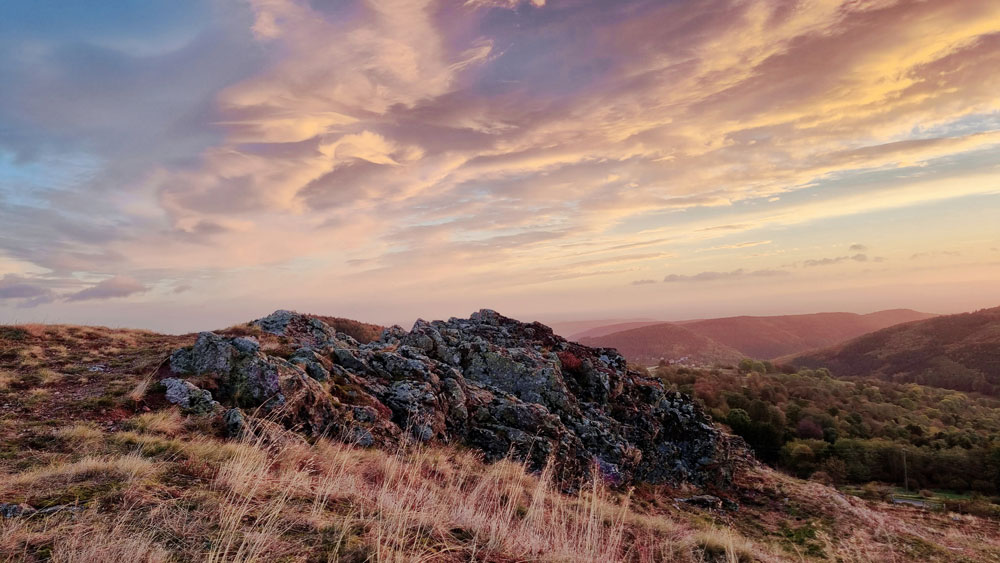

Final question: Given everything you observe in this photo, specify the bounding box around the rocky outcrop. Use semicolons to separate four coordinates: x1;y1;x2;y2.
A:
165;309;743;487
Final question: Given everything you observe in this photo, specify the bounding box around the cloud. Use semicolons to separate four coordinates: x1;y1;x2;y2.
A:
0;275;59;308
663;269;790;283
631;279;657;285
803;254;869;267
66;276;148;302
698;240;772;252
0;278;52;300
697;224;753;232
3;0;1000;329
172;284;193;294
910;250;962;260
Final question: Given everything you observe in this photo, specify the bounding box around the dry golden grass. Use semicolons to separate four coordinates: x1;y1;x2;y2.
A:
1;453;157;495
4;419;1000;562
54;423;105;445
24;389;50;407
127;376;153;403
126;409;184;437
694;527;759;563
0;369;13;391
36;369;63;386
14;346;45;368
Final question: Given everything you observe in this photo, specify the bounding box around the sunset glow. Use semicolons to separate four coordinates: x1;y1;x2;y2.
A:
2;0;999;331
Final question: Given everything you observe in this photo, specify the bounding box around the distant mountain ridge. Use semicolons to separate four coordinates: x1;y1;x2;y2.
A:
576;309;936;365
578;323;745;366
570;321;664;340
784;306;1000;395
676;309;937;360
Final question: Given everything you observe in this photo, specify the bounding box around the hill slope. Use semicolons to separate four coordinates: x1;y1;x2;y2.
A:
569;321;665;340
579;322;744;366
677;309;936;360
785;306;1000;395
545;318;658;340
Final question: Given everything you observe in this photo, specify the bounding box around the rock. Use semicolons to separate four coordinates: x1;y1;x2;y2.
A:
223;408;245;438
289;347;331;381
161;378;220;415
252;309;299;335
169;332;284;408
0;503;31;518
35;504;84;516
167;309;743;487
253;310;342;348
677;495;724;509
0;503;82;518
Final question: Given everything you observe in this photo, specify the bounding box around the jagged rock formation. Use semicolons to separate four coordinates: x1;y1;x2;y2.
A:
163;309;743;486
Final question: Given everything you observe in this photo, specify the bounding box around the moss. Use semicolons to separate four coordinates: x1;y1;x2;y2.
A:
0;327;29;341
779;522;826;558
893;534;952;561
16;432;67;452
12;371;43;390
29;479;125;508
110;433;185;459
316;522;371;562
81;395;117;410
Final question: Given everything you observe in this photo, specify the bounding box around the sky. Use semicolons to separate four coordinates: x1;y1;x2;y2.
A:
1;0;999;333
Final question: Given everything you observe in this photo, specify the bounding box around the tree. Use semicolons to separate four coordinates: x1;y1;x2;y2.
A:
726;408;751;431
797;418;824;440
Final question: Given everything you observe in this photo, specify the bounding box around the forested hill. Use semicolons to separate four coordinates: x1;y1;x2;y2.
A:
785;306;1000;395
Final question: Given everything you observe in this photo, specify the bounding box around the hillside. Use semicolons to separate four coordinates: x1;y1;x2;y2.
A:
568;321;665;340
4;313;999;561
546;318;658;340
677;309;936;360
579;322;744;366
785;306;1000;395
655;363;1000;495
569;310;935;363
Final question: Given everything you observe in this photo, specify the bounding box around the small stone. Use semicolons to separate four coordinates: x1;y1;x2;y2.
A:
223;408;245;438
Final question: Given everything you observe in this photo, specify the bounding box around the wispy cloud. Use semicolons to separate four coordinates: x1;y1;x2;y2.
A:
698;240;772;252
66;276;148;302
911;250;962;260
662;269;790;283
803;254;870;267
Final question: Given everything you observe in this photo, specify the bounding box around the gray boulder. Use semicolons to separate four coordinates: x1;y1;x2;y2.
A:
160;377;220;415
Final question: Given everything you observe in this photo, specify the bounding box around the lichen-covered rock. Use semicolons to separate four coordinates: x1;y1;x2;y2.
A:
289;347;331;381
169;332;283;408
167;309;744;488
222;408;245;438
0;503;31;518
160;377;220;415
253;310;345;349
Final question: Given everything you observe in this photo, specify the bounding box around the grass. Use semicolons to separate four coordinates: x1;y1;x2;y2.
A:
0;369;14;391
4;418;1000;561
124;409;185;437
